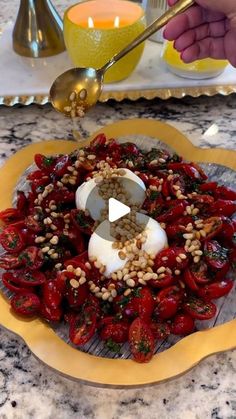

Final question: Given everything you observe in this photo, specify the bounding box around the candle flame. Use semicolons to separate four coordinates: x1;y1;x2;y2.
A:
88;16;94;28
114;16;120;28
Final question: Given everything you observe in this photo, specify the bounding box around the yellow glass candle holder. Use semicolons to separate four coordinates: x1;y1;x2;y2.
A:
162;41;228;79
64;0;146;83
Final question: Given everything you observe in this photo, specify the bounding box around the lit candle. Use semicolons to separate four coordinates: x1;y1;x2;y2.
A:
64;0;146;83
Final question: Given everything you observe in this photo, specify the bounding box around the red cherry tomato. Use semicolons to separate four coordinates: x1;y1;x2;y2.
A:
188;261;209;284
129;318;155;363
2;272;33;293
157;285;184;303
100;321;129;343
157;201;187;223
214;186;236;201
198;280;234;300
183;297;217;320
53;155;71;177
0;254;23;270
25;215;42;232
16;191;28;213
171;313;195;335
69;307;97;345
65;280;89;308
154;248;176;270
0;208;23;224
150;320;171;340
210;200;236;217
204;240;228;270
154;296;179;320
220;217;236;244
11;291;40;316
200;217;223;241
34;153;55;172
165;216;192;240
70;209;94;235
183;269;199;291
0;226;25;253
199;182;218;193
128;288;155;322
43;281;63;309
17;270;46;286
90;133;106;150
18;246;44;270
190;194;214;205
40;302;62;322
149;273;174;288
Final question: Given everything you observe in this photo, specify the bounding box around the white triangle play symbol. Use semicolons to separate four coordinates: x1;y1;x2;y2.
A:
108;198;130;223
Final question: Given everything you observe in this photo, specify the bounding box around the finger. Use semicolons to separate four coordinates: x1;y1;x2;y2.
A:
181;37;226;62
174;19;228;52
164;5;225;41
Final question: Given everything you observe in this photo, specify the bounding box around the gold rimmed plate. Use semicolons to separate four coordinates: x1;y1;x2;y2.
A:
0;119;236;388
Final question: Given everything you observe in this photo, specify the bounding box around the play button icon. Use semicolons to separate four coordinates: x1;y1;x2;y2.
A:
108;198;130;223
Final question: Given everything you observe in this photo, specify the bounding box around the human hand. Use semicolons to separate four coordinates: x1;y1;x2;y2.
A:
164;0;236;67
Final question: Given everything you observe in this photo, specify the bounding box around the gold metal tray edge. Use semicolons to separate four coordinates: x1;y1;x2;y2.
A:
1;84;236;106
0;118;236;388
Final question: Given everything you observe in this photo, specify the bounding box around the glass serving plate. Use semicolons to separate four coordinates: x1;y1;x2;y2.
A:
0;119;235;387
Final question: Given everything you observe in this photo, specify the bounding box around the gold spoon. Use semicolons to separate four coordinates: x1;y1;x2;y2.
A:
50;0;194;116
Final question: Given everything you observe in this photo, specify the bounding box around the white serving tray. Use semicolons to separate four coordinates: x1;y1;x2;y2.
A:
1;22;236;105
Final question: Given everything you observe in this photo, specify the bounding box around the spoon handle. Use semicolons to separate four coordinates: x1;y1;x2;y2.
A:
102;0;194;72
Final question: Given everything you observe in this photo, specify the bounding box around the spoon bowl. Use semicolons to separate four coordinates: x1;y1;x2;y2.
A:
50;67;103;115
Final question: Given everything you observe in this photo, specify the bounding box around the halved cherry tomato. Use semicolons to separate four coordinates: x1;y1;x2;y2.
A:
40;302;62;322
69;307;97;345
150;320;170;340
11;291;40;316
0;208;23;224
90;133;106;150
25;215;43;233
0;226;25;253
124;288;155;322
43;281;63;309
100;321;129;343
65;279;89;308
215;262;231;281
17;270;46;286
199;182;218;193
183;297;217;320
200;217;223;240
154;296;179;320
53;155;71;177
71;209;94;235
18;246;44;270
157;201;187;223
157;285;184;303
210;200;236;217
34;153;55;172
149;273;174;288
2;272;33;293
0;254;23;270
220;217;236;244
154;248;176;270
129;318;155;363
16;191;28;213
189;194;214;205
204;240;228;270
214;186;236;201
165;216;193;241
171;313;195;335
188;261;209;284
198;280;234;300
183;269;199;291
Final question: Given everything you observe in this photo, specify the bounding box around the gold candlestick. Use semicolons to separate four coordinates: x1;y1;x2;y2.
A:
13;0;65;58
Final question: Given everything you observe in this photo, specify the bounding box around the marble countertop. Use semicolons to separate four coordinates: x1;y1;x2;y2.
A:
1;1;236;419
